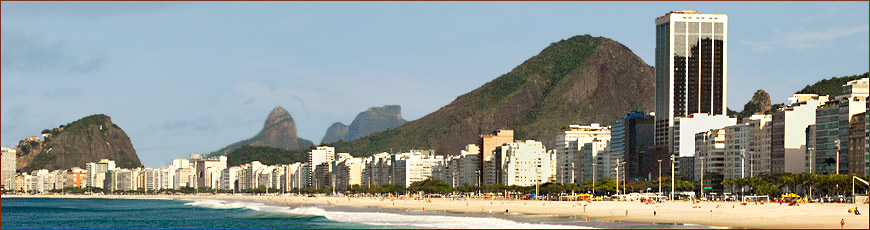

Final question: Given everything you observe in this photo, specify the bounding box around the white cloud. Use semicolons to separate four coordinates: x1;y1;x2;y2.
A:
739;24;869;51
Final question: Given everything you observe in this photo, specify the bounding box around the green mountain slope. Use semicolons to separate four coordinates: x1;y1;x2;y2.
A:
16;114;142;171
331;35;655;156
797;72;868;97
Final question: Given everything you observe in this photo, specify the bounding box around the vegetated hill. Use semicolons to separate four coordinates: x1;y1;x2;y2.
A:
321;105;407;144
16;114;142;171
331;35;655;156
208;106;314;157
796;72;868;97
730;90;771;121
225;145;306;167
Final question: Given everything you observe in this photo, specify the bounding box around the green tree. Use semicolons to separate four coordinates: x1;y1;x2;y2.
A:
408;179;451;194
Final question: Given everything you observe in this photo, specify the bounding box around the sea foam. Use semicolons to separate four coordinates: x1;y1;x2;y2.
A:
182;199;593;229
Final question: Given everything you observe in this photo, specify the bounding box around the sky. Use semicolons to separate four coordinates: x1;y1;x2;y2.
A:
2;2;868;168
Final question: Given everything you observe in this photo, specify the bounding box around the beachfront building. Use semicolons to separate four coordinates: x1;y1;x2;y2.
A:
579;138;609;183
556;124;610;184
362;152;392;187
695;128;727;191
498;140;552;186
107;168;141;192
849;112;869;176
392;151;444;188
86;159;116;189
723;114;772;180
480;130;514;186
835;78;868;174
771;94;828;174
610;112;658;181
654;10;729;160
308;146;335;188
220;166;242;191
195;156;227;189
282;163;307;191
455;144;481;187
333;157;363;190
673;113;736;180
66;167;87;189
1;147;16;190
813;101;841;174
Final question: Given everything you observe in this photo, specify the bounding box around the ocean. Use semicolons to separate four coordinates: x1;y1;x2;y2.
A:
1;197;716;229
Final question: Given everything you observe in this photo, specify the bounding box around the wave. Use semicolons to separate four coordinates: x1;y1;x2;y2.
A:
182;199;593;229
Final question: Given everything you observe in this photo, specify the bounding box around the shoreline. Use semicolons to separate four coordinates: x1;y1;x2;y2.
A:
3;194;868;229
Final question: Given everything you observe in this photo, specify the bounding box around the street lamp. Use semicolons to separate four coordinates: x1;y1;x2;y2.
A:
670;154;675;201
622;161;627;195
592;163;596;196
834;139;841;175
658;159;662;195
808;147;815;174
615;164;620;196
699;156;705;200
740;148;746;201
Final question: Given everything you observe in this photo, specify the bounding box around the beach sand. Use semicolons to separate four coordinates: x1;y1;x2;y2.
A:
5;194;868;229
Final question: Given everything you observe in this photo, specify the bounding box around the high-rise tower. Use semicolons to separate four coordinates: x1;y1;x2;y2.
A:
654;10;728;152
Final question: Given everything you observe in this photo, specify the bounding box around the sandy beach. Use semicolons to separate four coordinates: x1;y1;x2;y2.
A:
4;194;868;229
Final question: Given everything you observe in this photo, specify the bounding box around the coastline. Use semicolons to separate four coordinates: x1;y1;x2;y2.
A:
3;194;868;229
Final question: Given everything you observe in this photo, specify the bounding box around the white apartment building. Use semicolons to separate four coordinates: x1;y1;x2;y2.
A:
771;94;828;173
86;159;116;189
220;166;243;191
724;114;772;179
334;158;363;190
195;156;227;189
499;140;552;186
174;167;196;189
1;147;17;190
556;124;610;184
363;152;392;187
308;146;335;187
673;113;736;179
579;138;609;183
392;151;444;188
695;128;727;186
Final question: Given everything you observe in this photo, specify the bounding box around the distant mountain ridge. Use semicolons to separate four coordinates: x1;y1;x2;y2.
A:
330;35;655;156
15;114;142;171
208;106;314;157
321;105;407;144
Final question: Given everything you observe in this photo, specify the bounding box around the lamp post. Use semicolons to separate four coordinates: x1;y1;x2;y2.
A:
740;149;746;200
592;163;596;196
622;161;627;195
834;139;841;175
615;164;620;197
670;155;675;201
808;147;815;174
700;156;705;200
658;159;662;195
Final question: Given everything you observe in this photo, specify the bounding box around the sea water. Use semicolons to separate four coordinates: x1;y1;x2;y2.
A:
1;197;717;229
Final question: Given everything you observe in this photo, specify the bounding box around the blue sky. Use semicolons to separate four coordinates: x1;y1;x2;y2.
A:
2;2;868;168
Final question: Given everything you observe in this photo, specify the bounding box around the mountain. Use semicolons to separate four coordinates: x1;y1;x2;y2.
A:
331;35;655;156
321;123;349;144
208;106;314;157
732;90;771;120
321;105;407;144
796;72;868;97
16;114;142;172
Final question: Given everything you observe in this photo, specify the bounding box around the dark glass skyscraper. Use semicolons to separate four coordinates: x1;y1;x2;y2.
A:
654;11;728;153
